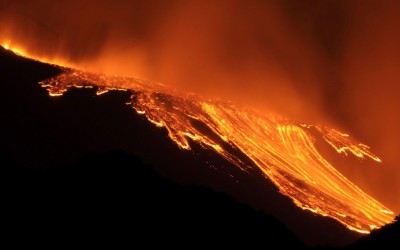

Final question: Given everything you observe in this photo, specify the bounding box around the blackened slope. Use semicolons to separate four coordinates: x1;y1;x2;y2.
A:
1;150;305;249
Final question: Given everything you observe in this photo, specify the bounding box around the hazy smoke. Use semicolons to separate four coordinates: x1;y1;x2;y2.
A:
1;0;399;212
0;0;328;118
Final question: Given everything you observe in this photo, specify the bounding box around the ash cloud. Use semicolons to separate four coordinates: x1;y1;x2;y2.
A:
0;0;399;212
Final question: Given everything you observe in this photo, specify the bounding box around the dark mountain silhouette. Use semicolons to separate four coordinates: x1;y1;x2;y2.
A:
2;46;397;247
344;215;399;249
1;150;305;248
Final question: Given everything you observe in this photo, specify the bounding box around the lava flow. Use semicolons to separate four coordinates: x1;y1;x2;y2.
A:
2;44;394;234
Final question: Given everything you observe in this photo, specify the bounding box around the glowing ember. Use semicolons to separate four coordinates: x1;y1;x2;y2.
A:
2;44;394;234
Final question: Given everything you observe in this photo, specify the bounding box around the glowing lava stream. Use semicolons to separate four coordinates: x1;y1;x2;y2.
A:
2;44;394;234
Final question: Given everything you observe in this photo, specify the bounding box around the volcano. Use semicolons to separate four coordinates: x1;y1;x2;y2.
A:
1;45;397;247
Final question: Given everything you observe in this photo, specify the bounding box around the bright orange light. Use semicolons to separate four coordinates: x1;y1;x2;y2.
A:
1;41;25;56
1;41;72;68
3;43;9;50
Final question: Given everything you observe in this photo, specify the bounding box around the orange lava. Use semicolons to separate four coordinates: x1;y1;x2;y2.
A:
2;44;394;234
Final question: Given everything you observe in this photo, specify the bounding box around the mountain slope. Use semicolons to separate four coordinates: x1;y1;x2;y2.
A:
0;46;362;246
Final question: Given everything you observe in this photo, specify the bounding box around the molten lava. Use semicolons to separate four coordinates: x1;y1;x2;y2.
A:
2;44;394;234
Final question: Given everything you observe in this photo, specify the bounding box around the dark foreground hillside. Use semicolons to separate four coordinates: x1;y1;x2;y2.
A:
2;150;398;249
345;215;399;249
0;45;361;246
1;46;398;248
1;150;305;248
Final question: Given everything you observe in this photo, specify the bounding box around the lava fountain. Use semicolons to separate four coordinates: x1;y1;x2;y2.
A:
1;44;394;234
